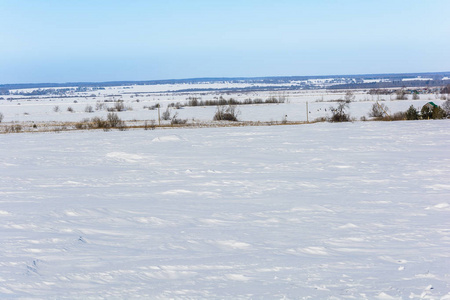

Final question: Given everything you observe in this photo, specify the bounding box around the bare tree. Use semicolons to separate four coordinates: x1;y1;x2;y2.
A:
329;102;351;122
442;99;450;115
344;91;355;102
161;107;171;120
213;105;240;121
369;102;390;118
85;105;94;113
395;89;407;100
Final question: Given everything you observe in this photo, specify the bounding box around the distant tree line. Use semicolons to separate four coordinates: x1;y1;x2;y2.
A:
2;72;449;91
368;87;441;96
328;80;450;90
166;96;286;109
4;86;105;97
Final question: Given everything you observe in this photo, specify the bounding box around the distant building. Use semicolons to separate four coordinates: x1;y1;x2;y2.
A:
422;102;438;111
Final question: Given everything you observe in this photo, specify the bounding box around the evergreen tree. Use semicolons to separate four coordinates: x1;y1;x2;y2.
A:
405;105;419;120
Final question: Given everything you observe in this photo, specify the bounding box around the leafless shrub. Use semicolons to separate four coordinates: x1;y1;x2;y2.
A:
186;97;200;106
117;123;128;131
442;99;450;115
107;113;124;128
390;112;406;121
168;102;183;109
395;89;407;100
213;105;240;121
91;116;109;129
162;107;171;120
0;112;3;123
104;101;129;112
74;118;91;130
67;106;74;112
85;105;94;113
114;101;125;112
53;125;67;133
75;121;88;130
96;102;106;110
3;124;22;133
313;116;327;123
344;91;355;102
53;105;60;112
144;120;156;130
265;96;279;103
329;102;351;122
171;112;187;125
144;103;160;110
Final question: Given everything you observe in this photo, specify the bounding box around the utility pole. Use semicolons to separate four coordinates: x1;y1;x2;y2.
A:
376;101;390;118
306;101;309;123
158;106;161;126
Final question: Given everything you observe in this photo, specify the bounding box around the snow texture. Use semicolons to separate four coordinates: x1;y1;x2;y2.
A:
1;120;449;299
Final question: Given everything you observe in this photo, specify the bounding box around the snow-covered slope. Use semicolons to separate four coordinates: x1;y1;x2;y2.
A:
1;87;446;125
1;121;449;298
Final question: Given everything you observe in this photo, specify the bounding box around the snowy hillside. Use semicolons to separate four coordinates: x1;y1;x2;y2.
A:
0;86;447;128
1;120;449;298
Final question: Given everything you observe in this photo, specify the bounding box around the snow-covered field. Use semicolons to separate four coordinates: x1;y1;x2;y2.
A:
1;120;449;299
1;86;447;126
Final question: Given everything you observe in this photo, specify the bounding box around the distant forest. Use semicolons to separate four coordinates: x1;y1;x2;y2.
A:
1;72;449;93
329;79;450;90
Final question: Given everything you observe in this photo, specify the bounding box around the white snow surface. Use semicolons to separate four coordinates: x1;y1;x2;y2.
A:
1;88;446;125
1;121;450;299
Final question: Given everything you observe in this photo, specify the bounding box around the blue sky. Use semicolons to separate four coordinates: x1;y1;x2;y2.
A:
1;0;449;84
